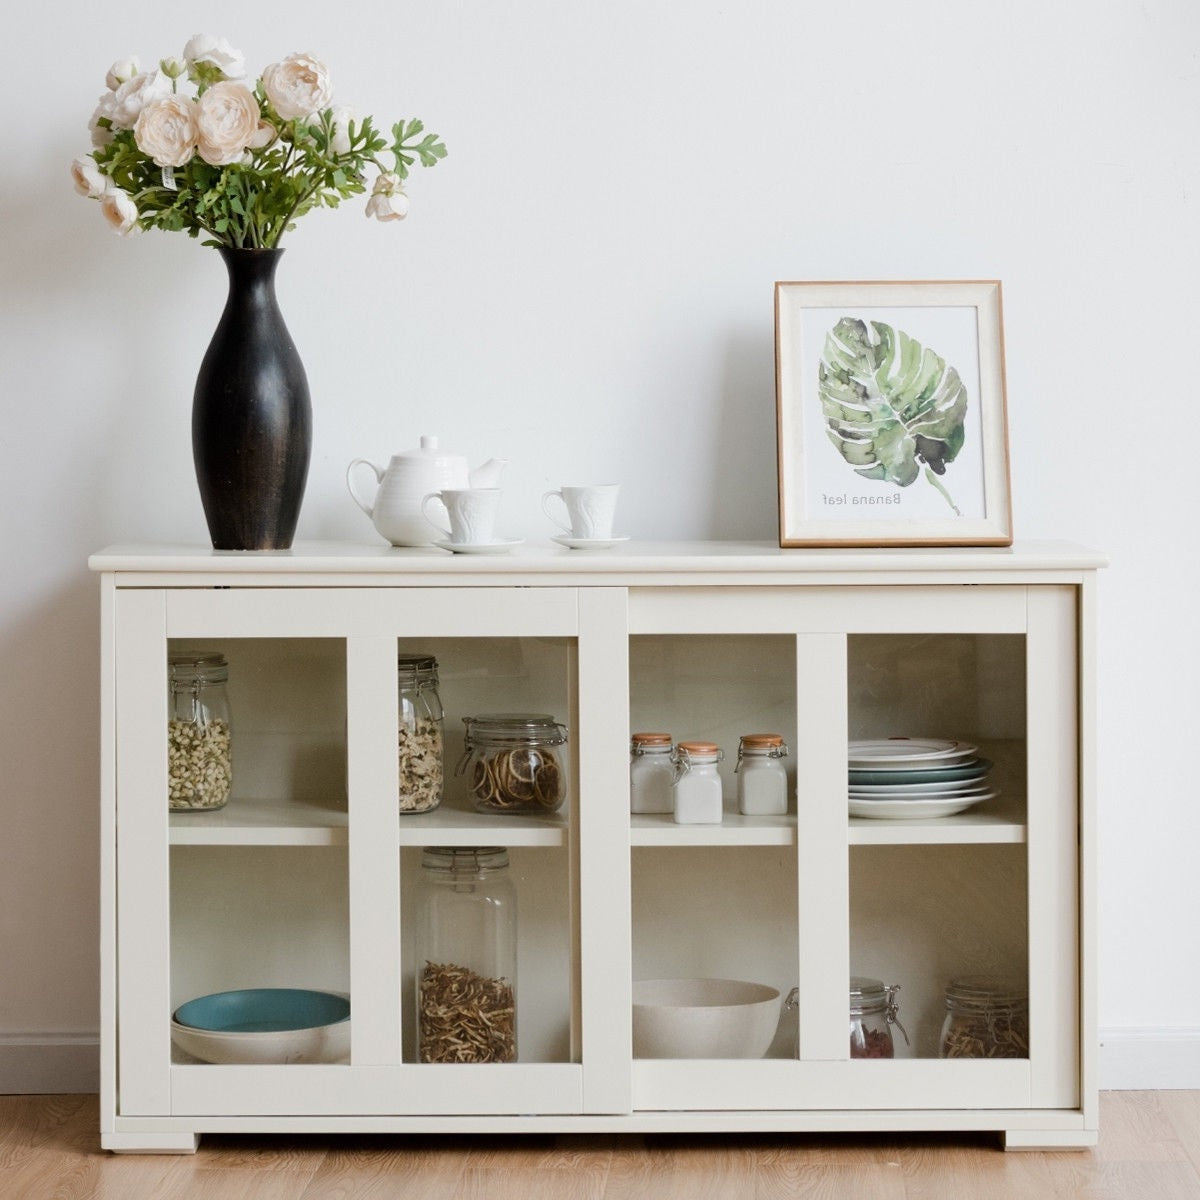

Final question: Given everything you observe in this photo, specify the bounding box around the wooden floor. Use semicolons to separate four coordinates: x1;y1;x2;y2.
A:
1;1092;1198;1199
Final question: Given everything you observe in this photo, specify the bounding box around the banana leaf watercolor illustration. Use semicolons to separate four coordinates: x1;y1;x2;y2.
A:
818;317;967;515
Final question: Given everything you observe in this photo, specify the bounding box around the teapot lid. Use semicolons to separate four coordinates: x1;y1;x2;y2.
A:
394;435;463;462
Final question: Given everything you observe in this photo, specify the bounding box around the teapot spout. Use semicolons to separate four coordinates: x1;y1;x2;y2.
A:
469;457;508;488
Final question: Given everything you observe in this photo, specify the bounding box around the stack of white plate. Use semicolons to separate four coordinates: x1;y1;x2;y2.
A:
848;738;996;819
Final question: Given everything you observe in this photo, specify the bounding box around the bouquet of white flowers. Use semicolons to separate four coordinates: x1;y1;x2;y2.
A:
71;34;446;246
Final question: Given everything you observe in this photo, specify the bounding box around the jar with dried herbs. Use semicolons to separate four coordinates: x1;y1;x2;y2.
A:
397;654;444;813
413;847;517;1063
458;713;568;814
168;651;232;811
849;977;908;1059
939;977;1029;1058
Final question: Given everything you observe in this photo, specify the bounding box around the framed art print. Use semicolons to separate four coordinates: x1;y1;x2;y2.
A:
774;280;1012;547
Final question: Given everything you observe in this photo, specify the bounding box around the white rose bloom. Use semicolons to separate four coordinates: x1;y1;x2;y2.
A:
262;52;334;121
70;156;108;198
105;57;139;90
195;81;261;166
365;172;409;222
328;105;355;156
100;187;139;235
110;70;173;130
135;95;199;168
183;33;246;80
89;92;117;147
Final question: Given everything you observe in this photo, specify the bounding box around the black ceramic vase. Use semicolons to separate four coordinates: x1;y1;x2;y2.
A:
193;247;312;550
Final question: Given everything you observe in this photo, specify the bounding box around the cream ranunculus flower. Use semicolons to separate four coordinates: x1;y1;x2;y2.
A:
365;172;409;222
328;105;355;156
183;33;246;81
262;52;334;121
109;70;173;130
195;81;261;166
70;156;108;198
135;95;199;168
89;92;117;148
100;187;139;235
105;57;139;90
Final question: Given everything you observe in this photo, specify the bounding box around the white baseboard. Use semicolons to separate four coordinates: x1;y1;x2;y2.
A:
0;1034;99;1094
1100;1028;1200;1089
0;1028;1195;1095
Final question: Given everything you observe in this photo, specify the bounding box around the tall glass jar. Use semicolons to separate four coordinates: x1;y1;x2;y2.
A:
671;741;724;824
397;654;444;814
459;713;568;813
414;847;517;1063
939;977;1029;1058
630;732;674;814
849;977;907;1058
167;651;232;811
735;733;789;815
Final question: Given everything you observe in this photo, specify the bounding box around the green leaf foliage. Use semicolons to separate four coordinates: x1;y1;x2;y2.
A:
818;318;968;514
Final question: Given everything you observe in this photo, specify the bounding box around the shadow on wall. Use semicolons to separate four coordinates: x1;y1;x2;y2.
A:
0;571;102;1033
707;329;781;542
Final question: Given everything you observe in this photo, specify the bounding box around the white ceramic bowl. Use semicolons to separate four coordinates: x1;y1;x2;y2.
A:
170;988;351;1065
632;978;781;1059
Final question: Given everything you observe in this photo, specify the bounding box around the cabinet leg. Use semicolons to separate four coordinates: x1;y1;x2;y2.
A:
102;1131;200;1154
1002;1129;1097;1152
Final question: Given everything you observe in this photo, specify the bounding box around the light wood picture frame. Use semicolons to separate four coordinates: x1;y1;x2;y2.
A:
775;280;1012;547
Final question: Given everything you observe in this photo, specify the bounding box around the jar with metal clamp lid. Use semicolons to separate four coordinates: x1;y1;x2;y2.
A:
849;977;908;1058
397;654;444;813
671;741;724;824
939;977;1029;1058
167;651;232;811
735;733;789;815
459;713;568;813
414;846;517;1063
630;732;674;814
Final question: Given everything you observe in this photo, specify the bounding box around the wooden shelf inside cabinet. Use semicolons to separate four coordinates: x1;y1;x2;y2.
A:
397;803;567;848
848;793;1028;846
631;808;795;847
169;797;347;846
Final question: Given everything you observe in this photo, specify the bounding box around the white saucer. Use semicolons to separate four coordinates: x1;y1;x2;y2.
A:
551;535;630;550
435;539;523;555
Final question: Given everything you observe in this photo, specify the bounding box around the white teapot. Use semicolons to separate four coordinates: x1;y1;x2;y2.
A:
347;436;508;546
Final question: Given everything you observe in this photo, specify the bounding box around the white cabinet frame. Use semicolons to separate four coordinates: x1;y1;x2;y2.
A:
94;541;1101;1153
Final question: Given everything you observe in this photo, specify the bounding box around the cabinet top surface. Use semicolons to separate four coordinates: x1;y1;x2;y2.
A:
90;539;1105;580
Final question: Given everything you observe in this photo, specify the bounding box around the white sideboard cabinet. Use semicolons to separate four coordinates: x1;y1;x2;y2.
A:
92;541;1102;1153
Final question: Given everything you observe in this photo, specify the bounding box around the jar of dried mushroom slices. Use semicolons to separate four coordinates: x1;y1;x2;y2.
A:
414;847;517;1063
939;977;1029;1058
458;713;568;814
168;651;232;811
397;654;444;814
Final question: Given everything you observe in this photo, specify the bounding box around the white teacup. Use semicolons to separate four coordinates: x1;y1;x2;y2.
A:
541;484;620;540
422;488;501;544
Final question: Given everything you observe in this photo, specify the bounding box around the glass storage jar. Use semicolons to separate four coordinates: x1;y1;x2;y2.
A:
671;741;724;824
459;713;568;813
735;733;789;815
630;732;674;814
413;847;517;1063
397;654;444;814
167;651;232;811
849;977;907;1058
939;977;1029;1058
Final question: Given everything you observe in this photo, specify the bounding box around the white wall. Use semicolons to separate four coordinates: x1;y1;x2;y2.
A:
2;0;1197;1090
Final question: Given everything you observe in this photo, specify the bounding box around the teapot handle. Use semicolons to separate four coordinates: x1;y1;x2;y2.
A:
346;459;383;519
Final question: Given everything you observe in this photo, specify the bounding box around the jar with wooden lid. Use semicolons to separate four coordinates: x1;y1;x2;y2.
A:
939;977;1029;1058
735;733;788;815
168;651;232;811
630;732;674;814
671;741;724;824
